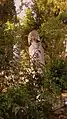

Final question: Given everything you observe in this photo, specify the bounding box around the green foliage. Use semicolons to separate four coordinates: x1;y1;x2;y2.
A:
39;17;65;62
50;59;67;91
0;85;29;119
0;85;53;119
0;0;18;25
23;8;35;30
0;0;67;118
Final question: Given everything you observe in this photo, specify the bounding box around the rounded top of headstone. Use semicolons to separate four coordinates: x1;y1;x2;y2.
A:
28;30;40;46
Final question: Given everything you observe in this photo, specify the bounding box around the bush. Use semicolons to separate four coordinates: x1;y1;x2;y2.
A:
0;84;53;119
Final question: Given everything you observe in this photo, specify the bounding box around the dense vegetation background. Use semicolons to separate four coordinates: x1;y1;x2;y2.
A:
0;0;67;119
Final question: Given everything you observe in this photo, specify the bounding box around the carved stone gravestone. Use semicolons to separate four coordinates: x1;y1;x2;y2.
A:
28;30;44;75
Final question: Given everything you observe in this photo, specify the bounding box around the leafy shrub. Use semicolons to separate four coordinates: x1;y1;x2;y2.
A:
0;84;53;119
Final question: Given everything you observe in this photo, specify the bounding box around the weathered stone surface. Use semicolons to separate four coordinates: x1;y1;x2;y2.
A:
28;30;44;74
